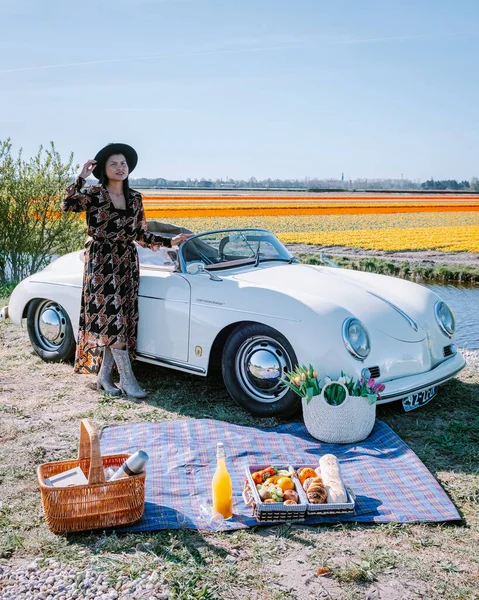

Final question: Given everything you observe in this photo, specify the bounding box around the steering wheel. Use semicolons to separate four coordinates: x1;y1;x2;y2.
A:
218;236;230;260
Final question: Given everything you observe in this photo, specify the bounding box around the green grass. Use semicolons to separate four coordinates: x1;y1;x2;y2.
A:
297;254;479;283
329;548;397;583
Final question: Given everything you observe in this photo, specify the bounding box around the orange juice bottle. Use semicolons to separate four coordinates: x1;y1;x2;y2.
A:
212;442;233;519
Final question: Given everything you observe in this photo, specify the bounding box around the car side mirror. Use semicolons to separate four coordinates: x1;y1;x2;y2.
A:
186;261;222;282
186;262;206;275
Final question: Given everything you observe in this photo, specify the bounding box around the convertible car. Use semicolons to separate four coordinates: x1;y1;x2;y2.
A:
3;228;466;417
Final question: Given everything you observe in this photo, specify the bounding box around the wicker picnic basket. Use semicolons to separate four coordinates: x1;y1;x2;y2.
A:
302;382;376;444
37;419;145;534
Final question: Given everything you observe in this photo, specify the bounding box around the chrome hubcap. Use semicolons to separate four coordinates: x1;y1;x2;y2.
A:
235;336;292;403
34;301;67;350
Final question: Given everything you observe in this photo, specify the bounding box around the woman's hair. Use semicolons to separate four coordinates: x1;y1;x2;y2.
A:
98;158;130;199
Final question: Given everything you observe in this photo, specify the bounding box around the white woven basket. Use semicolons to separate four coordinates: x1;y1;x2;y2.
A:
302;382;376;444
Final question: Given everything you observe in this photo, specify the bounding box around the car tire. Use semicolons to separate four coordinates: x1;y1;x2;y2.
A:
26;299;76;362
221;323;300;417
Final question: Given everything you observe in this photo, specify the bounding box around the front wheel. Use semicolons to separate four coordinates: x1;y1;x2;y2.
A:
26;299;76;362
221;323;300;417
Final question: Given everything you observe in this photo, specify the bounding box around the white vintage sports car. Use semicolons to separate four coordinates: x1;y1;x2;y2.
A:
3;228;466;417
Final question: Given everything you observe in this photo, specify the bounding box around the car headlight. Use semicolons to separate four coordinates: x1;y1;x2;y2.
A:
435;301;455;337
342;318;371;360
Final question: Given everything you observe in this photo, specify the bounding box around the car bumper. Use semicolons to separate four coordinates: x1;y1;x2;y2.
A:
376;351;466;405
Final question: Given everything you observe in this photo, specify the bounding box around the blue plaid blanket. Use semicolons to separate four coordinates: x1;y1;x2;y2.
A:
99;419;460;531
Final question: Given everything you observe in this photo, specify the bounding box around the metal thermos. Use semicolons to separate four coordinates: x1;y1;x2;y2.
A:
109;450;149;481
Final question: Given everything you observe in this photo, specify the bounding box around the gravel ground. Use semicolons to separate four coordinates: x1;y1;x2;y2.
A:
462;348;479;369
0;558;169;600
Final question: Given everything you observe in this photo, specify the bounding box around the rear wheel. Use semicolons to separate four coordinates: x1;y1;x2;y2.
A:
221;323;300;417
26;299;76;362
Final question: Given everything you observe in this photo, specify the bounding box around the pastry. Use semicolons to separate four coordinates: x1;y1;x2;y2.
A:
319;454;348;504
302;477;315;492
283;490;299;503
306;477;327;504
298;467;317;486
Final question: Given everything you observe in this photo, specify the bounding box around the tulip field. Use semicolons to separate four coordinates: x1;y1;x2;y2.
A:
141;193;479;252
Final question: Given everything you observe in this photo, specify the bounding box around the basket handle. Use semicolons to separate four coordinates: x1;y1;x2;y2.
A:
320;381;350;405
78;419;106;485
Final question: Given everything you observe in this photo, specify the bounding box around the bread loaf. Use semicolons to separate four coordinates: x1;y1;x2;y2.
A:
318;454;347;504
306;477;327;504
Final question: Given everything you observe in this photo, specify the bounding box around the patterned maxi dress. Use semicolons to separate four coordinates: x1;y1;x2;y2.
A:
62;177;172;374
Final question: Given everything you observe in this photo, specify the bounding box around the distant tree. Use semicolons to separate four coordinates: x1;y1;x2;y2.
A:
198;179;213;188
421;179;469;190
0;139;86;282
471;177;479;192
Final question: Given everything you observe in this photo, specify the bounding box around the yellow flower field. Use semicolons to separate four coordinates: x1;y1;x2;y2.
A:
279;226;479;252
152;212;479;252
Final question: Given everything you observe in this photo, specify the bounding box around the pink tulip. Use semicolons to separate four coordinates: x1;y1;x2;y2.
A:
367;378;375;388
373;383;382;393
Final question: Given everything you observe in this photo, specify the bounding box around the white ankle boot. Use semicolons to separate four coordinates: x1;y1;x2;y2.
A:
97;346;121;396
111;348;147;399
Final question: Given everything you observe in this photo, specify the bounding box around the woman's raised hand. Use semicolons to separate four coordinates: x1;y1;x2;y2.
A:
171;233;194;247
79;159;97;180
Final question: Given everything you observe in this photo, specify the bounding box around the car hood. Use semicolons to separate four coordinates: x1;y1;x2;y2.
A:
232;263;427;342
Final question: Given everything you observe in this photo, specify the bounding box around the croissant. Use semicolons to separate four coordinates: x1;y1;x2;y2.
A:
306;477;327;504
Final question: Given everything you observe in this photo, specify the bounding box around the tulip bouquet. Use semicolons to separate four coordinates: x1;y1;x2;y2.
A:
353;375;386;404
281;365;320;402
323;371;385;406
282;367;386;406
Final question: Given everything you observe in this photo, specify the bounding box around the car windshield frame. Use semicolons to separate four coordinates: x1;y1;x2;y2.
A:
178;228;295;273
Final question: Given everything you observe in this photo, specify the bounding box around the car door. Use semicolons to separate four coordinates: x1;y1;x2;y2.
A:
137;268;191;361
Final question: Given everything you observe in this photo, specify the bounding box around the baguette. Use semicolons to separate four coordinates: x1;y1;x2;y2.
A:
318;454;347;504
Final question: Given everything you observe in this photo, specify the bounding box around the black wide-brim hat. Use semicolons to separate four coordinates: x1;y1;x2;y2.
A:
92;143;138;180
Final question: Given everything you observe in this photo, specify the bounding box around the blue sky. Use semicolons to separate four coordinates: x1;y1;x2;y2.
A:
1;0;478;180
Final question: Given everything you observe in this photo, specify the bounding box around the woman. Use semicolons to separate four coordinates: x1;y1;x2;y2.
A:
62;143;192;398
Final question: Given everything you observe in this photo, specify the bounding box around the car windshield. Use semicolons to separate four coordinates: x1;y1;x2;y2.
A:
179;229;295;272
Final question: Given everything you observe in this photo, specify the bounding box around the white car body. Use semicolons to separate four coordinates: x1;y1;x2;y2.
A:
5;229;466;413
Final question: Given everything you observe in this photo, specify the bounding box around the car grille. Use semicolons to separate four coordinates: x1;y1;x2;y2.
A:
443;345;456;357
368;366;381;378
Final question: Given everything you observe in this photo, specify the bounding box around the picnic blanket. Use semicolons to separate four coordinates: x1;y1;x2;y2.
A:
99;419;461;531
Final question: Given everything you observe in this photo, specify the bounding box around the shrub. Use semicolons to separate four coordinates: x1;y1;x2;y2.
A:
0;139;86;282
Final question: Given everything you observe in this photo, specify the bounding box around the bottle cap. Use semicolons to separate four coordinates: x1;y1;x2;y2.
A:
126;450;149;474
216;442;225;459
